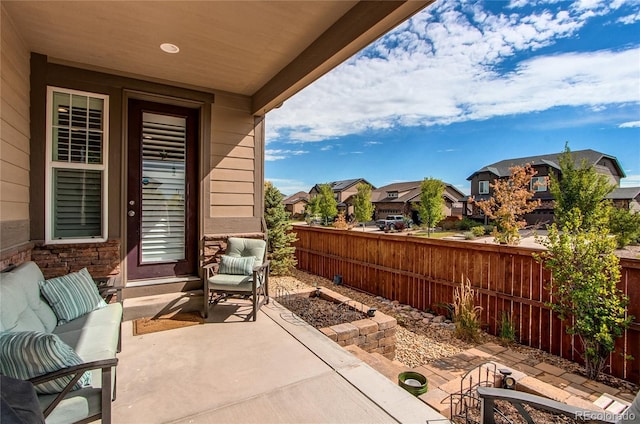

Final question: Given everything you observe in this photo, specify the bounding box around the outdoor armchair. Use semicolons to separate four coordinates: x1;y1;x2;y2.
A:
203;237;270;321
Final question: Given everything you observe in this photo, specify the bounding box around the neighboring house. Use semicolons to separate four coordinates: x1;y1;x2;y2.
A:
309;178;375;216
283;192;310;219
463;149;627;225
371;181;466;223
0;1;431;291
607;187;640;213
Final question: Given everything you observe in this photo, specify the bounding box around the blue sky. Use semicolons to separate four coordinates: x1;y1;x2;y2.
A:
265;0;640;196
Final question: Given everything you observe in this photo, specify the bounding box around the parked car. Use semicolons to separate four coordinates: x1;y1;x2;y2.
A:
377;215;412;231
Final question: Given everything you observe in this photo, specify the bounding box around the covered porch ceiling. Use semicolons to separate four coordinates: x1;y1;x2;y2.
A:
3;0;433;115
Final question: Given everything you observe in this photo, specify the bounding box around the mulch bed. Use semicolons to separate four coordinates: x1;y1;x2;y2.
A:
275;295;365;328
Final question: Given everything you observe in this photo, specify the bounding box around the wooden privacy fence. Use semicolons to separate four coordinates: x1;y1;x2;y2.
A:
292;226;640;383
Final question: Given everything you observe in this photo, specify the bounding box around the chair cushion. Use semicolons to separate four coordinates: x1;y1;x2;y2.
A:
209;274;261;292
37;387;102;424
0;332;91;395
226;237;266;266
219;255;255;275
39;268;107;325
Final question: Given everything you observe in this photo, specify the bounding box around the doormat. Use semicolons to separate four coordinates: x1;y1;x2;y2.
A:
133;312;204;336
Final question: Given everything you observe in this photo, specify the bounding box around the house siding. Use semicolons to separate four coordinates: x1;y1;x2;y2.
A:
0;5;31;257
205;93;263;234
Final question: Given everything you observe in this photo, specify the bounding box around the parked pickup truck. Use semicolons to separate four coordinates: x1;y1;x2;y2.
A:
377;215;411;231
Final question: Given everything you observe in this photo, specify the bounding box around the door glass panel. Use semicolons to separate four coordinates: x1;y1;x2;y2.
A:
140;112;186;263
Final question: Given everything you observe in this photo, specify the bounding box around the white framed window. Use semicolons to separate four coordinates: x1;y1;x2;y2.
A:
45;87;109;243
530;176;547;192
479;180;489;194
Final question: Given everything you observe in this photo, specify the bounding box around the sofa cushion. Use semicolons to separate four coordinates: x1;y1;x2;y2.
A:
0;262;57;333
40;268;107;325
0;332;91;395
219;255;255;276
54;303;123;361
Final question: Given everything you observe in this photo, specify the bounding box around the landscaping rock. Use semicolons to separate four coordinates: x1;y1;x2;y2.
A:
432;315;446;323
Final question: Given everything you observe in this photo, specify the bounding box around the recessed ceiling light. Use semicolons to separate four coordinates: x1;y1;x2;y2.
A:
160;43;180;54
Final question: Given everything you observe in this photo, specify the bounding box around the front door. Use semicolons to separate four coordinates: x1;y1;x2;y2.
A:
126;99;198;280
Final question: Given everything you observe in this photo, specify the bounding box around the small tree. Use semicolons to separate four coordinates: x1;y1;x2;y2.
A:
535;209;631;380
474;164;541;245
550;143;614;230
609;207;640;248
305;195;320;223
416;178;445;237
264;182;298;275
353;183;374;231
316;183;338;225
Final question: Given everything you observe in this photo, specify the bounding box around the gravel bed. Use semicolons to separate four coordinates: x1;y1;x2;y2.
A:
271;269;639;396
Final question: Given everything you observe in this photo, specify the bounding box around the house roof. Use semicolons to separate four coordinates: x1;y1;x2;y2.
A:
3;1;432;115
607;187;640;200
372;180;464;203
466;149;626;181
311;178;374;193
283;191;310;205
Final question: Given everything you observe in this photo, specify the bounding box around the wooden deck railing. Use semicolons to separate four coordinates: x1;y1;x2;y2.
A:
292;226;640;383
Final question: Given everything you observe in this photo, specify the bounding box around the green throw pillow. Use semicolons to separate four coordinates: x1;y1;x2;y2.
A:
39;268;107;324
0;331;91;394
218;255;255;275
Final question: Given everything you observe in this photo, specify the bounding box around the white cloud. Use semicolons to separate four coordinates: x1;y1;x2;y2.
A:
320;145;334;151
619;121;640;128
265;178;310;196
265;149;308;161
364;141;382;146
620;174;640;187
267;0;640;143
618;11;640;23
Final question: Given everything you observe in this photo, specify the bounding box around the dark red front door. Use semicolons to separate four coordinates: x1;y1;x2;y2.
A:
126;99;198;280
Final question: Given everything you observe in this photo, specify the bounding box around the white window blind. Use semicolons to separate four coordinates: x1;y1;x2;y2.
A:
46;87;108;243
140;112;186;263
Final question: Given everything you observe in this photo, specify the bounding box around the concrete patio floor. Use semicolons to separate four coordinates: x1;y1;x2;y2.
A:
112;297;448;423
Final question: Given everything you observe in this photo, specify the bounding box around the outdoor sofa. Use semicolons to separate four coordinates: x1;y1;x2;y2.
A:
0;261;122;423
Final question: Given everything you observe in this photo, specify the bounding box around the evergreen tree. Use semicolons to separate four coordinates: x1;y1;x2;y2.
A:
264;182;298;275
316;183;338;225
416;178;445;237
549;143;614;230
353;183;374;231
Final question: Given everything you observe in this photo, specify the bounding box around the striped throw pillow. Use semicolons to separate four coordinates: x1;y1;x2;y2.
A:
218;255;255;276
39;268;107;324
0;331;91;394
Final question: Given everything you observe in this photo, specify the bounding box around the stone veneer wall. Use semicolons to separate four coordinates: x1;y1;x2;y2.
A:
31;239;120;279
0;244;33;271
314;287;397;360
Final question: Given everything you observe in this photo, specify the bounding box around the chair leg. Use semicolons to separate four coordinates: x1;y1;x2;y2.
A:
252;281;258;321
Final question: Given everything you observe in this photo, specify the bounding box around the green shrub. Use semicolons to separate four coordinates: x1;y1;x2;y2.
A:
499;312;516;345
484;225;495;235
453;276;482;342
456;218;479;231
463;231;475;240
471;226;485;237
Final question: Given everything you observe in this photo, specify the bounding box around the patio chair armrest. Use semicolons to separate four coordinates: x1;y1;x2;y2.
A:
253;260;270;273
29;358;118;419
202;262;218;278
477;387;617;424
